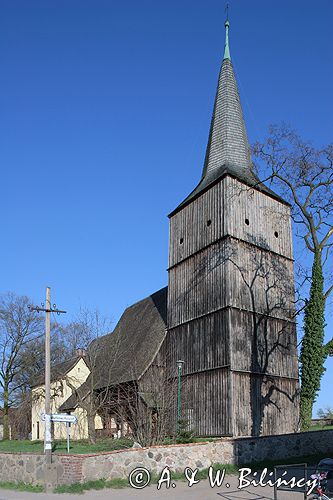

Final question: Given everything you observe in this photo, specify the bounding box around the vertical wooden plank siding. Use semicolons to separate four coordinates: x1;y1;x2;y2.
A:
232;372;299;436
182;370;231;436
168;240;295;329
167;174;299;437
167;310;230;374
169;176;293;270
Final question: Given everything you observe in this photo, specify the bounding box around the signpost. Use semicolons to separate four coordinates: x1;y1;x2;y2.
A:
41;414;78;453
41;413;78;424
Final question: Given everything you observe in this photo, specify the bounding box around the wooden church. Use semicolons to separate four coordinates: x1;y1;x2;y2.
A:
165;20;299;437
57;20;300;439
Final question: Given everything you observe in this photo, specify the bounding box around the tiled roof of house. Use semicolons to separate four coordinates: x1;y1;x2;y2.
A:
31;355;87;388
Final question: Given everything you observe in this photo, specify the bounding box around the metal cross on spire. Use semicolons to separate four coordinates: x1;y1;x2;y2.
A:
225;3;229;22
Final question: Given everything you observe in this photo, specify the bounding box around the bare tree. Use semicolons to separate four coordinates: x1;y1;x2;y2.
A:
13;322;70;392
253;126;333;304
0;293;43;439
253;125;333;428
110;360;179;447
61;308;115;444
62;310;180;447
317;406;333;419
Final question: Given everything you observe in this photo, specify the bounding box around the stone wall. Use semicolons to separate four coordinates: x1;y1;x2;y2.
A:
233;429;333;465
80;440;234;484
0;453;45;484
311;418;333;427
0;429;332;486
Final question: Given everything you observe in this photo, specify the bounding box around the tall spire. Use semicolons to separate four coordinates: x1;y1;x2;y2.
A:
201;18;253;183
170;17;279;216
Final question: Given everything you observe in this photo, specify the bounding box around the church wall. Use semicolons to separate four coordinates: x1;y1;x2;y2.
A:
167;309;230;374
169;180;224;268
232;372;299;436
169;176;293;271
229;309;298;379
168;238;295;329
223;176;293;259
167;176;299;437
181;368;232;436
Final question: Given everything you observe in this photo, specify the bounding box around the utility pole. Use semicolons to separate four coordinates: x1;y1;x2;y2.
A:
29;287;66;463
44;287;52;459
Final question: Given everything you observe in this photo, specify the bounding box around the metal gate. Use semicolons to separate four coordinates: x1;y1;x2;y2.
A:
273;463;310;500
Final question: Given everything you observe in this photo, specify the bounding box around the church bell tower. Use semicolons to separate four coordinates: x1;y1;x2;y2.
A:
167;20;299;437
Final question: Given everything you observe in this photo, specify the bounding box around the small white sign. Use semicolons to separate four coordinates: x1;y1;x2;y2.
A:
41;413;77;424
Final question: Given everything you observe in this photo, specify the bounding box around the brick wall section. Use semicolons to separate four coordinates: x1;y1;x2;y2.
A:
58;455;84;485
0;429;332;486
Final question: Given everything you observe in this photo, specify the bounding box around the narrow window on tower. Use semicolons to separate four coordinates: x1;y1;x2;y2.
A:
207;219;212;227
245;218;250;225
179;238;184;244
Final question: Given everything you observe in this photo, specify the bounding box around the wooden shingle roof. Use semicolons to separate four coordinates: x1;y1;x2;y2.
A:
59;287;167;411
93;286;167;389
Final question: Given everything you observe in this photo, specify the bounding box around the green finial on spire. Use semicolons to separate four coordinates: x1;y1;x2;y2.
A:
223;19;231;61
223;4;231;61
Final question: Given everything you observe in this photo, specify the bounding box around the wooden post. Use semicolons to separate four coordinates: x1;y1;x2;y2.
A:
67;423;70;453
44;287;52;460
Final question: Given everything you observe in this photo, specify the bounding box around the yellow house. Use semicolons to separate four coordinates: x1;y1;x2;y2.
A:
31;353;103;440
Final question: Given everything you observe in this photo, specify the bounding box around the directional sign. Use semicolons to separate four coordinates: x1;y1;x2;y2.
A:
40;413;77;424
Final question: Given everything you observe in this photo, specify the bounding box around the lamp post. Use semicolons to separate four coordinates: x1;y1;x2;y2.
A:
176;360;185;435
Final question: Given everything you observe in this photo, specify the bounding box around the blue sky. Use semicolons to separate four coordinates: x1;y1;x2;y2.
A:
1;0;332;416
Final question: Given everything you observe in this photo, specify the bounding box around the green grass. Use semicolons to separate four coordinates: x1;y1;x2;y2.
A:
0;426;331;454
54;478;128;494
53;437;133;454
0;438;133;454
308;424;333;431
162;436;218;445
0;440;44;453
0;481;44;493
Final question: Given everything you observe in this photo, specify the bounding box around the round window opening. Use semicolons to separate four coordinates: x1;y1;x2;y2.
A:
245;218;250;226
